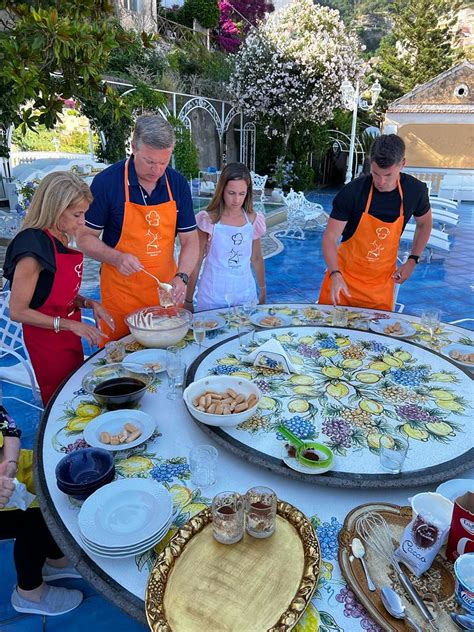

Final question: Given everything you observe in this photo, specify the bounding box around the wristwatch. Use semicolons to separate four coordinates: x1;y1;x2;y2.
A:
408;255;420;264
175;272;189;285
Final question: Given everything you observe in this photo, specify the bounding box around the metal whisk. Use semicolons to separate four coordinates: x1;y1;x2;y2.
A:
356;512;438;630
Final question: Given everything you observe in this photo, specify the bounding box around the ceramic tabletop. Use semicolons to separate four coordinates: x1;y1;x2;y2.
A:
35;304;474;630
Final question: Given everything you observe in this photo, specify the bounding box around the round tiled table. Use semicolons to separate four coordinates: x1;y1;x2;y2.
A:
35;304;474;628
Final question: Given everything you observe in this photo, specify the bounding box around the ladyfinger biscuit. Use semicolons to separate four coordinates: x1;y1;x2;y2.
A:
234;401;249;413
247;394;258;408
125;429;142;443
124;422;139;433
100;431;111;444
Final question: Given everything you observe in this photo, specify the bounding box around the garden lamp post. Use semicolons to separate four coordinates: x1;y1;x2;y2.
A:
341;78;381;184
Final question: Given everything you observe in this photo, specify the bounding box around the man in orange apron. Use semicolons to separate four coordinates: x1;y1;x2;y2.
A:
318;134;432;311
76;115;199;340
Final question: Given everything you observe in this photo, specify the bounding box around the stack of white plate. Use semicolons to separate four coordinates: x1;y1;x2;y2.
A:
78;478;173;558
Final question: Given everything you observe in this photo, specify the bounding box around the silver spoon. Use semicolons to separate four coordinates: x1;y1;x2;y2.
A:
140;268;173;293
451;613;474;630
140;269;174;307
380;585;423;632
351;537;376;592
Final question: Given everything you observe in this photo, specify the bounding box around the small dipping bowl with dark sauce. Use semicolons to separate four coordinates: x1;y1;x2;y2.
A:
82;362;155;410
285;441;334;469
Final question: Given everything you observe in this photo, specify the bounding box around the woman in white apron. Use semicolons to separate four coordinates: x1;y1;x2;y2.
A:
185;163;266;312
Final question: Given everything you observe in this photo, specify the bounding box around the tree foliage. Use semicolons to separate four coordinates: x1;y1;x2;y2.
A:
376;0;462;107
230;0;363;153
181;0;220;29
0;0;138;157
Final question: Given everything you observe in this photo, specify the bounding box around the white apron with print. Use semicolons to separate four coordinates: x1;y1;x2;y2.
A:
196;211;257;311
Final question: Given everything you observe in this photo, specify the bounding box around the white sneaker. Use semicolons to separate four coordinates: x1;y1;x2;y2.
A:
42;561;82;581
11;585;83;616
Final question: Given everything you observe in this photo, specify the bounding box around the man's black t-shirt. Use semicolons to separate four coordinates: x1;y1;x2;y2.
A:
3;228;73;308
331;173;430;242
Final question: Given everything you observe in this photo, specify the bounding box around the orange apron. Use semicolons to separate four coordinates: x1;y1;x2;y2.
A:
100;160;178;340
319;181;404;311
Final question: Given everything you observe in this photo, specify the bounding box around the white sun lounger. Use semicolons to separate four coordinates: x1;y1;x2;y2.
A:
401;223;451;262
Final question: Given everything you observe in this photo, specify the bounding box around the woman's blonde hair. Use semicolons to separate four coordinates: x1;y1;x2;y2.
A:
206;163;254;224
21;171;92;231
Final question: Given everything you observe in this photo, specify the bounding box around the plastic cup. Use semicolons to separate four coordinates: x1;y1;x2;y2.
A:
454;553;474;614
189;445;218;487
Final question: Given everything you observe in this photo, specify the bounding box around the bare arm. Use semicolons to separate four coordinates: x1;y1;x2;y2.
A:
185;229;208;311
251;238;266;304
9;257;107;345
0;435;21;480
393;210;433;283
171;230;200;304
75;226;142;275
321;218;351;305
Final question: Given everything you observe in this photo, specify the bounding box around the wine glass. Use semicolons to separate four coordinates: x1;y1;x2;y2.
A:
421;309;441;342
224;282;236;319
166;346;183;400
193;316;206;350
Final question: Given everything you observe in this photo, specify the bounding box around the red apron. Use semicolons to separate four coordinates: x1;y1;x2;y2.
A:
319;181;405;311
23;230;84;406
99;160;178;341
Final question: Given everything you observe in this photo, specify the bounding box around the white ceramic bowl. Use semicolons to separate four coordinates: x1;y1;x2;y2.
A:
125;306;192;349
183;376;261;427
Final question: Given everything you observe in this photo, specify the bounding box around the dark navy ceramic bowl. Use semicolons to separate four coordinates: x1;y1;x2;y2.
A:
55;447;114;489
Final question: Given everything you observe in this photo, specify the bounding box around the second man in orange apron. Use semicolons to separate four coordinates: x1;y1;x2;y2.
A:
318;134;432;311
77;115;199;340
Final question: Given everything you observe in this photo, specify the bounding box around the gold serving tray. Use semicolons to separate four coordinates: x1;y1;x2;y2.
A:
146;500;321;632
339;502;458;632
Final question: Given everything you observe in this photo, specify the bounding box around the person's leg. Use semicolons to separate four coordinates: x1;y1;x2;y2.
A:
3;507;83;614
13;508;57;596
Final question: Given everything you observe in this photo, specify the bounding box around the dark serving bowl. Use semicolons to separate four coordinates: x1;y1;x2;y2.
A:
56;468;115;500
55;447;114;489
81;362;155;410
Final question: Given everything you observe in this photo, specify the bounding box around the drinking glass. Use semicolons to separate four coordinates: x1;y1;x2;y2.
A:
193;316;206;350
212;491;244;544
105;341;125;363
224;282;236;318
189;445;218;487
242;295;258;321
332;308;349;327
245;486;277;539
166;346;183;400
421;309;441;340
379;435;408;474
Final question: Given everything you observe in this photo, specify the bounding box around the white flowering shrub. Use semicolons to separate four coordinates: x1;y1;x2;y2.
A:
230;0;362;135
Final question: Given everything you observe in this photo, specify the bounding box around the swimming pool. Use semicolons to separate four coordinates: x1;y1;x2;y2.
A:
192;197;283;215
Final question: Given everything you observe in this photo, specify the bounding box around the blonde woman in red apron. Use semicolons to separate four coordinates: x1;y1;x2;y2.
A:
4;172;113;405
319;134;432;311
185;163;266;311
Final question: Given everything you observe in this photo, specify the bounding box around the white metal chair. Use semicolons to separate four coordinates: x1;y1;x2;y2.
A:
250;171;268;204
0;291;43;408
278;189;329;240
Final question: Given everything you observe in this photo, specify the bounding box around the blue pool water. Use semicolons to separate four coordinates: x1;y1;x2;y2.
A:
192;196;283;215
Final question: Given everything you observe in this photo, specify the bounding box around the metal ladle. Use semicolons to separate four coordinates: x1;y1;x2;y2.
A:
380;585;423;632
